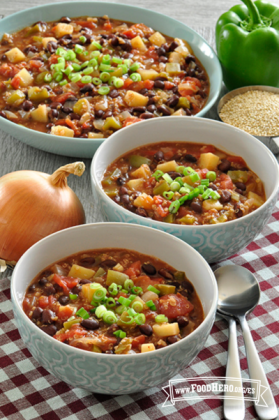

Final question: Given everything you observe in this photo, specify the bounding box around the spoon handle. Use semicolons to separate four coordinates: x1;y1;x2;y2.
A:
238;316;278;420
223;317;245;420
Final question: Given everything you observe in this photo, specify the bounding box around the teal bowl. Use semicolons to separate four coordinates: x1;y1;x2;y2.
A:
0;1;222;158
91;116;279;263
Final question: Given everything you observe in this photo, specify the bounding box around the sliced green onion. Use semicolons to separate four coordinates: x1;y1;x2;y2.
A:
50;64;56;70
57;57;65;65
80;61;90;69
92;287;106;302
92;41;102;50
127;308;137;317
134;313;146;325
81;75;92;84
106;297;116;308
99;63;114;72
102;54;111;64
206;171;216;182
189;172;200;183
108;283;118;296
131;301;143;313
100;72;110;82
201;179;210;186
59;79;68;86
70;73;82;83
198;184;206;193
83;66;94;75
98;86;110;95
145;300;156;311
188;188;200;200
56;47;67;57
170;181;180;192
113;78;124;88
155;314;168;323
69;293;78;300
130;73;141;82
124;279;134;291
65;50;76;61
174;177;184;187
55;74;63;82
163;191;174;200
120;315;134;325
169;200;180;214
183;166;195;175
90;307;96;313
112;57;123;64
131;286;143;295
72;63;81;71
118;296;131;306
44;73;52;83
108;76;117;86
63;65;73;76
95;305;107;318
89;283;102;290
179;187;190;195
115;305;126;315
84;51;89;56
152;170;164;181
117;64;128;74
122;289;128;294
103;310;118;325
147;285;160;295
202;188;213;200
89;58;98;68
177;166;185;174
210;190;221;200
90;50;101;58
162;173;173;184
92;77;102;85
76;307;90;319
79;35;87;43
130;62;140;72
124;59;131;67
75;44;84;54
113;330;126;338
179;194;189;205
128;295;136;302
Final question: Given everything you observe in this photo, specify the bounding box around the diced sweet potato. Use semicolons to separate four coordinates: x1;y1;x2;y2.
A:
124;91;148;107
131;164;152;179
152;323;180;337
156;160;177;173
81;283;102;303
42;37;57;48
133;193;154;210
247;192;264;207
172;108;186;116
68;264;95;280
31;104;48;123
88;132;104;139
137;69;158;80
169;52;184;65
16;68;33;87
131;35;147;51
198;153;220;171
175;45;190;57
165;63;181;75
53;23;73;38
50;125;74;137
202;199;223;211
6;47;26;63
141;343;155;353
149;31;166;46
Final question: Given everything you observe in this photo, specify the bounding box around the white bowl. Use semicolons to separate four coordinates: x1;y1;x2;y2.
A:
91;117;279;263
11;223;217;394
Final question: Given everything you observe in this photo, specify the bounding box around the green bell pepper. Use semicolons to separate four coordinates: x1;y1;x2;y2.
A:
216;0;279;90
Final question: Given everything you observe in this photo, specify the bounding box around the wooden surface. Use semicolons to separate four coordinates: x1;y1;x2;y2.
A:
0;0;278;224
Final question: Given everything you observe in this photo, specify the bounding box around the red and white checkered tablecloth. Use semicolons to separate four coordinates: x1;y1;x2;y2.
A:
1;203;279;420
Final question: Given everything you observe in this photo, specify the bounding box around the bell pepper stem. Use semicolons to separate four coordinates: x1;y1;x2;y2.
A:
241;0;262;26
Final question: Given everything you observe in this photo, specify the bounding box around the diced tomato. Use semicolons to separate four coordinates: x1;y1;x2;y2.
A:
144;309;157;320
122;29;138;39
184;76;202;88
219;173;234;190
145;46;159;60
197;168;209;179
124;260;141;278
128;80;146;92
0;63;20;78
53;274;79;295
98;336;118;351
57;305;75;321
48;55;59;65
164;81;175;90
66;118;81;136
29;60;43;70
227;156;246;166
156;205;169;218
143;80;154;90
54;325;87;342
23;297;36;313
123;78;134;89
122;117;143;127
54;92;75;104
103;21;112;30
11;76;21;89
75;20;97;30
153;196;164;205
134;275;163;292
39;296;49;309
159;293;194;319
178;81;199;97
200;145;215;153
132;335;146;349
48;295;56;307
55;119;67;126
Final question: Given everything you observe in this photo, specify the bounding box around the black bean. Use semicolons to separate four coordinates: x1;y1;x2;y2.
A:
169;41;179;51
110;36;119;47
166;95;179;108
135;207;148;217
109;89;119;98
181;280;194;293
23;45;38;54
146;104;156;113
103;110;112;119
157;105;171;116
95;109;104;119
28;284;36;292
71;285;82;295
142;263;157;276
209;183;217;191
61;106;72;114
42;309;55;324
50;109;59;118
139;88;148;96
188;68;196;77
41;325;57;336
153;151;164;162
32;307;43;319
1;54;7;60
120;194;130;205
184;154;197;163
39;277;48;286
80;256;95;266
167;171;182;180
139;324;153;336
198;88;207;98
167;335;179;344
54;283;63;293
0;111;7;119
190;201;202;213
220;190;231;203
158;268;174;280
46;41;58;54
218;159;231;173
81;318;100;330
80;83;94;93
127;203;136;212
60;16;71;23
118;33;128;39
58;295;70;305
100;259;118;268
167;281;180;288
177;316;189;328
154;80;165;89
234;188;242;195
114;196;121;204
234;204;243;218
235;182;246;191
121;39;132;51
133;106;146;114
50;102;61;110
155;76;168;82
69;112;81;120
22;100;33;111
185;54;196;64
79;278;92;284
157;46;166;56
116;177;126;186
101;34;109;39
106;323;119;336
44;285;56;296
140;112;154;119
159;56;168;63
119;186;128;195
46;123;54;131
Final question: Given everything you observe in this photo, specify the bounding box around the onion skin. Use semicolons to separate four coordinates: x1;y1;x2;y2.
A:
0;162;85;262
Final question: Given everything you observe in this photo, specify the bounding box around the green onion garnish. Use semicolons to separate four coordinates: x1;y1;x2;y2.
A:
122;289;128;294
106;297;116;308
189;172;200;183
70;73;82;83
76;307;90;319
169;200;180;214
72;63;81;72
108;76;117;86
98;86;110;95
113;78;124;88
179;187;190;195
99;63;114;72
92;287;106;302
55;74;63;82
127;308;137;317
179;194;189;205
69;293;78;300
75;44;84;54
163;191;174;200
128;295;136;302
183;166;196;175
65;50;76;61
131;301;143;313
113;330;126;338
108;283;118;296
124;279;134;291
79;35;87;43
210;190;221;200
115;305;125;315
145;300;156;311
198;184;206;192
59;79;68;86
120;315;134;325
134;313;146;325
201;179;210;186
188;188;200;200
56;47;67;57
130;62;140;72
147;285;160;295
124;59;131;67
95;305;107;318
177;166;185;174
89;58;98;68
130;73;141;82
92;41;102;50
112;57;123;64
90;283;102;289
162;173;173;184
63;66;73;76
44;73;52;83
92;77;102;86
202;189;213;200
57;56;65;65
117;64;128;74
131;286;143;295
206;171;216;182
152;170;164;181
80;61;89;69
102;54;111;64
103;311;117;324
170;181;180;192
81;75;92;84
83;66;94;75
155;314;168;323
100;72;111;82
90;50;101;58
118;296;131;306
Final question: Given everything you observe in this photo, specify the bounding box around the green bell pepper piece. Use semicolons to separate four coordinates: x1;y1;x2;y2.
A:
216;0;279;90
128;155;151;168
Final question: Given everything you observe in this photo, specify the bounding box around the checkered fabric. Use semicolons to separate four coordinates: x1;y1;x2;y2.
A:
1;202;279;420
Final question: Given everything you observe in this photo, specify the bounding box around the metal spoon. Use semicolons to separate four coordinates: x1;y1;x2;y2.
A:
215;265;278;420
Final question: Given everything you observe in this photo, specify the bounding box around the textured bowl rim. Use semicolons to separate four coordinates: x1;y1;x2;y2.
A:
11;222;218;359
91;116;279;230
0;1;222;145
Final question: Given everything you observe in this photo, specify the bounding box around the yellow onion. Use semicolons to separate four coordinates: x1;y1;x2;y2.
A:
0;162;86;264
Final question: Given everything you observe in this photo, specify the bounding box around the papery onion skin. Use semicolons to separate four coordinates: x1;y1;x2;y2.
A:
0;162;85;262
